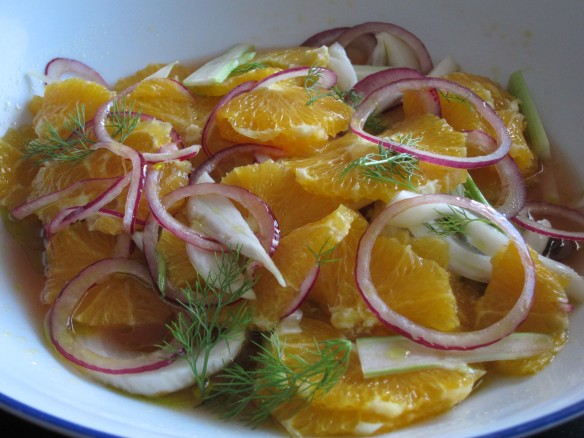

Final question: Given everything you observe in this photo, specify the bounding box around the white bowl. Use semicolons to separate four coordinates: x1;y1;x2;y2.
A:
1;1;583;437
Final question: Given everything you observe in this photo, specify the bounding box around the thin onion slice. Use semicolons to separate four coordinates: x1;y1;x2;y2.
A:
10;177;124;220
465;130;526;218
191;143;284;183
355;194;535;350
45;57;108;87
514;202;584;241
351;77;511;169
201;80;257;156
47;175;131;235
352;67;440;116
280;265;320;318
254;66;337;90
302;27;350;47
49;258;175;373
335;22;433;74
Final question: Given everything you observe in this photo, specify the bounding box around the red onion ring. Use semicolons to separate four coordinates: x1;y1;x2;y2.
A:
201;80;257;156
142;144;200;163
10;177;124;220
190;143;284;183
254;66;337;90
351;77;511;169
161;181;280;256
355;194;535;350
144;165;224;252
465;130;526;218
301;26;350;47
514;202;584;241
352;67;440;116
335;22;433;74
45;58;108;87
49;257;175;373
47;175;131;235
280;265;320;318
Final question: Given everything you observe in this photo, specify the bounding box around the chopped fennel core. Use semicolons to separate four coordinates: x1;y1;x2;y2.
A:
356;333;554;378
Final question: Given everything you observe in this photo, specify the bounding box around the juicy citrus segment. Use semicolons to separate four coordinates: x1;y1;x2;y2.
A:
42;222;117;304
440;72;536;177
292;115;467;205
157;227;198;289
310;214;460;336
73;273;173;328
26;117;191;231
271;318;482;437
187;65;281;97
221;159;345;236
0;126;38;209
251;205;359;330
126;78;219;139
32;78;113;138
113;63;192;92
253;46;329;69
474;244;570;375
215;82;353;156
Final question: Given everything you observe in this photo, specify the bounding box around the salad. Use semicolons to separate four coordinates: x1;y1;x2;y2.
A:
1;20;583;436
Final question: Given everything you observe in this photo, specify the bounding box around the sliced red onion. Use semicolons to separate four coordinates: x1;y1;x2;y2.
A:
465;130;526;218
351;77;511;169
201;80;257;156
280;265;319;318
45;58;108;87
49;257;175;373
352;67;440;116
514;202;584;241
185;172;283;285
301;26;350;46
254;66;337;90
112;232;134;258
144;165;224;252
191;143;284;183
93;142;146;234
10;177;124;220
355;194;535;350
47;175;131;235
96;208;146;228
142;144;201;163
335;22;433;74
90;329;246;396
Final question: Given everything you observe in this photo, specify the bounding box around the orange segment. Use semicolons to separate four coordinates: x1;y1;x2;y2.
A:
440;72;536;177
291;115;468;204
32;78;113;138
271;318;483;436
221;159;345;236
74;273;173;328
113;63;192;92
186;65;281;97
157;226;198;289
43;221;117;304
126;77;219;140
474;244;570;375
310;214;460;337
253;46;329;68
215;81;353;156
251;204;359;330
0;126;38;209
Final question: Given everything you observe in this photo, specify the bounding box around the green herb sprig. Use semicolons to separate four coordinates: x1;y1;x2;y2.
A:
165;247;254;396
341;135;421;191
205;332;351;427
24;98;141;163
423;205;492;237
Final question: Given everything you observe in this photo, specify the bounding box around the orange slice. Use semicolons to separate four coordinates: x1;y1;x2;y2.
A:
271;318;483;436
215;81;353;156
474;244;570;375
